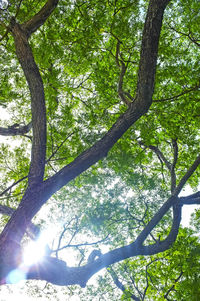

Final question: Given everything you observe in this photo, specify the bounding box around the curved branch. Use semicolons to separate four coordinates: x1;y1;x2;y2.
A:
10;19;46;186
179;191;200;205
42;0;171;200
22;0;59;37
148;145;171;171
135;196;178;245
169;25;200;47
0;0;171;283
164;271;183;299
1;178;180;287
115;40;132;107
114;35;135;107
25;200;181;288
0;0;170;245
141;203;182;255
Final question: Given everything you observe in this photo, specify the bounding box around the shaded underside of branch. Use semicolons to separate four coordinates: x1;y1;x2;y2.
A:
0;122;32;136
180;191;200;205
0;204;40;239
25;201;181;287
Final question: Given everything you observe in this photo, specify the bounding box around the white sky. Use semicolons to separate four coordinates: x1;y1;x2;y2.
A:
181;186;199;227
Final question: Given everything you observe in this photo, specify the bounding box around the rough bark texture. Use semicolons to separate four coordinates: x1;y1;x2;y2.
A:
10;19;46;186
2;0;194;289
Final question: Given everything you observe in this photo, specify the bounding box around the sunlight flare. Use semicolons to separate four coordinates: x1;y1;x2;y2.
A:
23;240;46;266
23;227;55;266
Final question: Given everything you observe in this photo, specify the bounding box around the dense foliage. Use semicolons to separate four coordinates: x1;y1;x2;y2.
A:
0;0;200;299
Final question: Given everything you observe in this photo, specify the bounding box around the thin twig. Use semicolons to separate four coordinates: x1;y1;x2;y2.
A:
170;139;178;193
169;25;200;47
108;266;140;301
164;271;183;299
0;176;27;197
52;234;109;254
153;82;200;103
46;131;75;164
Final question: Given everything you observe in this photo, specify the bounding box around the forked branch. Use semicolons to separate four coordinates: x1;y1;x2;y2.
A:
115;40;133;107
108;267;140;301
22;0;59;36
141;141;178;193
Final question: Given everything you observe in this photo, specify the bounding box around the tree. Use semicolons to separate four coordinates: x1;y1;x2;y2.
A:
0;0;200;298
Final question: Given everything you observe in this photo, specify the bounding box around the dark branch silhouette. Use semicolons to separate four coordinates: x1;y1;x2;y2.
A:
2;0;199;291
0;122;32;136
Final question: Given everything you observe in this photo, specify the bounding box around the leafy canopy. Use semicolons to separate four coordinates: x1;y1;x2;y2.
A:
0;0;200;300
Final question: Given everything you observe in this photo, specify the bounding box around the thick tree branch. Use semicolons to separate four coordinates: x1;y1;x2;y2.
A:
0;204;39;239
179;191;200;205
173;154;200;196
0;0;171;284
0;122;32;136
22;0;59;37
24;201;181;287
10;19;46;186
0;0;170;244
1;183;181;287
43;0;171;200
135;196;178;246
141;203;182;255
1;187;182;287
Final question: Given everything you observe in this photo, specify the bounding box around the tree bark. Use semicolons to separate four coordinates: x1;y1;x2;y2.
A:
0;0;173;287
10;19;46;186
0;122;32;136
